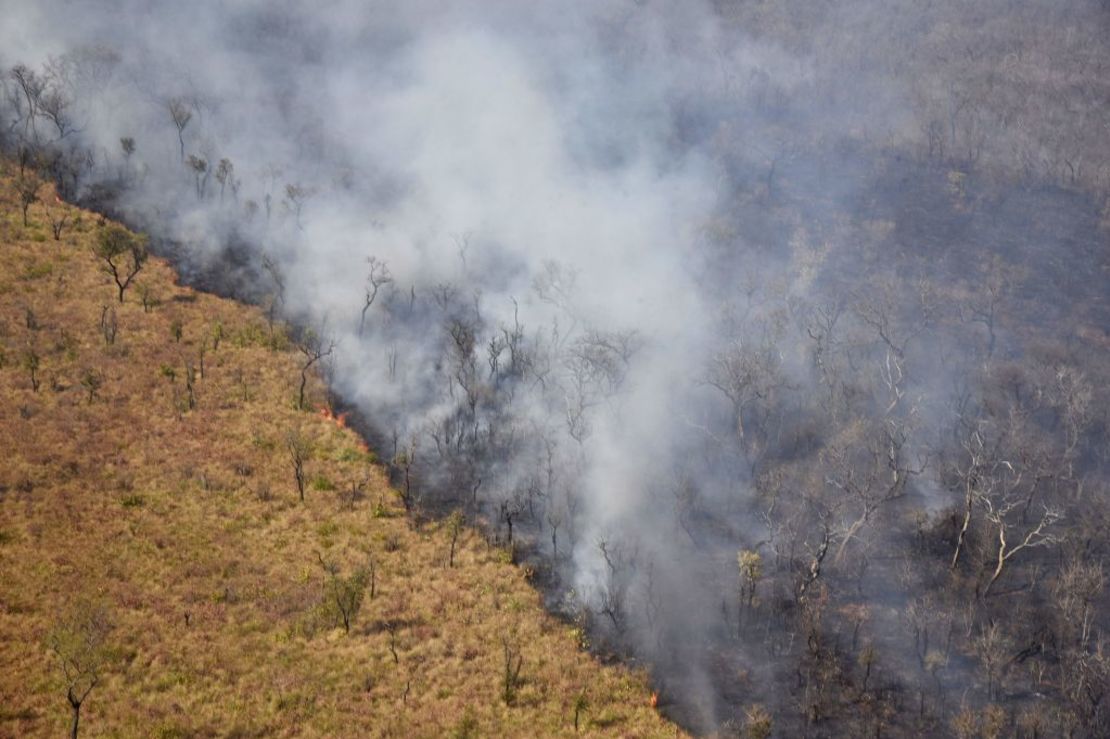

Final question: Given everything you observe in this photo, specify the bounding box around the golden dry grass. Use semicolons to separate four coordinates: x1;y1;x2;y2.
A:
0;168;681;738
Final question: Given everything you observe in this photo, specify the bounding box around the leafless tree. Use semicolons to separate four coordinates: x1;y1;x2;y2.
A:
286;428;310;503
46;198;70;240
802;297;849;420
168;98;192;162
826;418;925;564
501;630;525;704
1054;559;1104;648
980;490;1062;597
283;182;314;229
293;327;335;410
595;537;633;633
10;64;44;138
972;621;1010;700
705;336;783;443
38;86;75;139
359;256;392;336
796;522;832;604
391;436;417;513
949;422;992;571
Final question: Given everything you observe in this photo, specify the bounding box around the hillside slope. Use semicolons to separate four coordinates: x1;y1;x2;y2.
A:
0;168;681;738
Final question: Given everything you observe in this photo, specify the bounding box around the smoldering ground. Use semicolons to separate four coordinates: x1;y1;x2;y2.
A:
4;0;1110;734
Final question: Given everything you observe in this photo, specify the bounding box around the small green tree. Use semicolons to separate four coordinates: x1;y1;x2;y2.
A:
737;549;763;636
446;509;464;567
317;554;370;634
738;549;763;609
15;173;40;226
99;306;117;346
137;283;157;313
80;369;102;404
92;225;148;303
22;348;40;392
47;603;111;739
501;632;524;704
391;437;417;513
744;703;773;739
573;689;589;732
169;319;183;343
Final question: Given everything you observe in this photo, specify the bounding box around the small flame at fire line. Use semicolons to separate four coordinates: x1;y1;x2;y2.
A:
650;692;659;708
316;406;350;428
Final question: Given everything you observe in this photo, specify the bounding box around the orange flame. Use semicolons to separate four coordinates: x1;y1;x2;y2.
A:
317;403;364;448
650;692;659;709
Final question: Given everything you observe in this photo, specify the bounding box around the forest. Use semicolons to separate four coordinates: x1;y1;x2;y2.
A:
2;1;1110;736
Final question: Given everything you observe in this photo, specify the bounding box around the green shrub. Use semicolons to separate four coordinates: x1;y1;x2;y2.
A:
120;494;145;508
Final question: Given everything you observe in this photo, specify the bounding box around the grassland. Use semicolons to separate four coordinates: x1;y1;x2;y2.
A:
0;168;680;738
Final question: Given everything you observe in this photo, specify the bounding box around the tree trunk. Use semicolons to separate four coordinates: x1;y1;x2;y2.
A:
982;529;1007;596
951;488;973;570
68;693;81;739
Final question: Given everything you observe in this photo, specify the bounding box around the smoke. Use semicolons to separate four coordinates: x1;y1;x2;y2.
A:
6;0;1109;732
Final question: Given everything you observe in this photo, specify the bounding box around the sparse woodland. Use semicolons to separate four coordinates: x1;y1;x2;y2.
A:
1;2;1110;737
0;178;674;737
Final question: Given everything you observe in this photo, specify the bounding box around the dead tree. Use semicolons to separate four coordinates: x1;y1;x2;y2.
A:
283;183;314;230
705;335;783;444
286;429;309;503
826;418;924;564
10;64;44;138
293;328;334;410
501;632;524;704
359;256;392;337
168;98;192;162
796;524;831;603
980;493;1062;597
38;86;74;139
391;436;417;513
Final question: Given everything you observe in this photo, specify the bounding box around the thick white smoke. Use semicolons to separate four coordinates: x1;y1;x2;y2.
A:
0;0;893;729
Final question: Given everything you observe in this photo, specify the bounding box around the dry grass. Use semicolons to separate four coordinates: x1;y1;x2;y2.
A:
0;168;680;738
